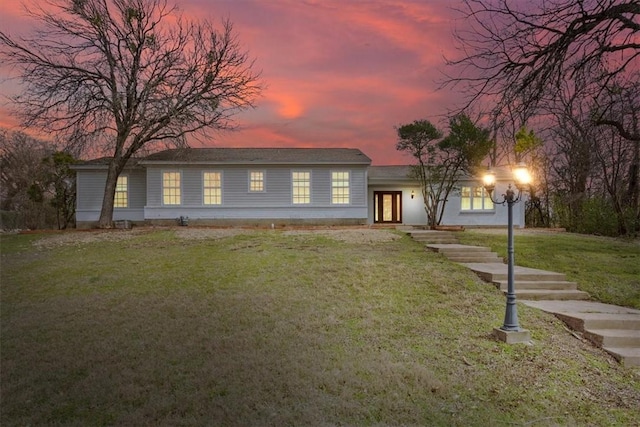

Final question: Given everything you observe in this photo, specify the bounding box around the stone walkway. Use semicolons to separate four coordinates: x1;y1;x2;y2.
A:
406;229;640;368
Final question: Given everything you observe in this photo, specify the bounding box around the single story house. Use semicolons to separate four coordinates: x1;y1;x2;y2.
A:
73;147;525;228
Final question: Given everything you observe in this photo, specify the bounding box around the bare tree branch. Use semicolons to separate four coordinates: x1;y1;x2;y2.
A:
444;0;639;142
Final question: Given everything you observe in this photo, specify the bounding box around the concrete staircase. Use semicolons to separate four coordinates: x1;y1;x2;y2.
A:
407;228;591;302
463;263;591;301
405;228;639;367
426;244;503;263
406;230;590;301
524;301;640;368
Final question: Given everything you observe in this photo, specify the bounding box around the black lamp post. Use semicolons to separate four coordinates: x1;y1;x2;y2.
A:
482;163;531;334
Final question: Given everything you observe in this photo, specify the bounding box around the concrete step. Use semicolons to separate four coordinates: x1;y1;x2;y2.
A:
409;231;458;244
463;263;567;282
602;347;640;367
553;313;640;332
517;301;640;368
408;230;456;237
422;238;460;244
584;329;640;348
448;255;503;263
426;244;502;263
493;280;579;291
513;289;591;300
426;244;491;253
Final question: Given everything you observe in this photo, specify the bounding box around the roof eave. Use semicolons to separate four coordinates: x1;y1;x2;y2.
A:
138;160;371;166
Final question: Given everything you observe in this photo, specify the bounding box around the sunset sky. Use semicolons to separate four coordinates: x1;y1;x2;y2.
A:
0;0;465;164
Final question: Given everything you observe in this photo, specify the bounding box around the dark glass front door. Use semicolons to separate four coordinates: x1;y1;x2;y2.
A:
374;191;402;223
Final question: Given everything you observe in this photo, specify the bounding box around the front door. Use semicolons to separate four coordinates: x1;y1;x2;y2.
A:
374;191;402;224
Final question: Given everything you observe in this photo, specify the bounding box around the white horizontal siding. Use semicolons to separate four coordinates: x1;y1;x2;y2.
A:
76;168;146;222
368;180;525;228
439;182;526;228
76;170;107;211
144;165;369;210
144;206;368;220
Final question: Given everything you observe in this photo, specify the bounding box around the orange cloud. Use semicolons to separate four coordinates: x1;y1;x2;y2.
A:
273;93;305;119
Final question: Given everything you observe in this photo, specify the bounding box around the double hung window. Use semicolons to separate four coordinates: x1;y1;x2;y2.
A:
460;186;493;211
331;171;350;204
292;171;311;204
249;171;265;192
163;171;181;205
114;175;128;208
203;172;222;205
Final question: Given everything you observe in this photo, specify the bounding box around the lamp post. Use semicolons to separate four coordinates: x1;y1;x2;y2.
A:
483;163;532;340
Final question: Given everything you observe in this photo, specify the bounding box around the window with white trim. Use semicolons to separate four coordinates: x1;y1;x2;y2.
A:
114;175;128;208
461;186;493;211
203;172;222;205
249;170;265;192
292;171;311;204
331;171;350;204
162;171;181;205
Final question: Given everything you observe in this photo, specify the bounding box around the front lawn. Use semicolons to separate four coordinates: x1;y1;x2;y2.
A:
1;228;638;426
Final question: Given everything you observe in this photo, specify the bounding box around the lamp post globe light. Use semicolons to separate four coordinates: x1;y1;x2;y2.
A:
482;163;532;343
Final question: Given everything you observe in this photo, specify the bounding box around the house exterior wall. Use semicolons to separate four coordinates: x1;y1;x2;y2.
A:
367;184;426;225
441;181;526;228
367;180;526;228
73;155;525;229
76;168;146;225
142;164;369;224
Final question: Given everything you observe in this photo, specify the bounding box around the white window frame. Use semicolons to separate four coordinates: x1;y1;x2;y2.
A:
203;171;223;206
162;170;182;206
331;171;350;205
248;170;265;193
292;170;311;205
114;175;128;208
460;186;494;211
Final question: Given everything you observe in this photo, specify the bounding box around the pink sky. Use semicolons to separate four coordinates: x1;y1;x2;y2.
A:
0;0;463;164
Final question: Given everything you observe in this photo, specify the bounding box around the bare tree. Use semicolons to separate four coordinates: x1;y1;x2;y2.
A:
445;0;639;142
545;78;598;231
1;0;262;227
544;77;640;235
593;118;640;235
0;130;56;229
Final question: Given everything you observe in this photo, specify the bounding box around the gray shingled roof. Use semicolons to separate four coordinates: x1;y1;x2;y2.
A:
140;148;371;165
71;157;142;169
369;165;516;183
368;165;413;180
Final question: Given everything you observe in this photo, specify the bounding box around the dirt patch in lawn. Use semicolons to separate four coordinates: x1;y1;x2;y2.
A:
282;228;401;244
31;226;401;249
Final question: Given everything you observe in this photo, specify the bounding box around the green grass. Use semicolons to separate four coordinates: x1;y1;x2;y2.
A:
1;228;639;426
456;230;640;309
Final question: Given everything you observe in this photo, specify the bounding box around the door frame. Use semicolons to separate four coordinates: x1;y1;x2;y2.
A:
373;191;403;224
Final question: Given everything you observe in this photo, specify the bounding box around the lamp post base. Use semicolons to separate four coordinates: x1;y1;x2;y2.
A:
493;327;531;344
